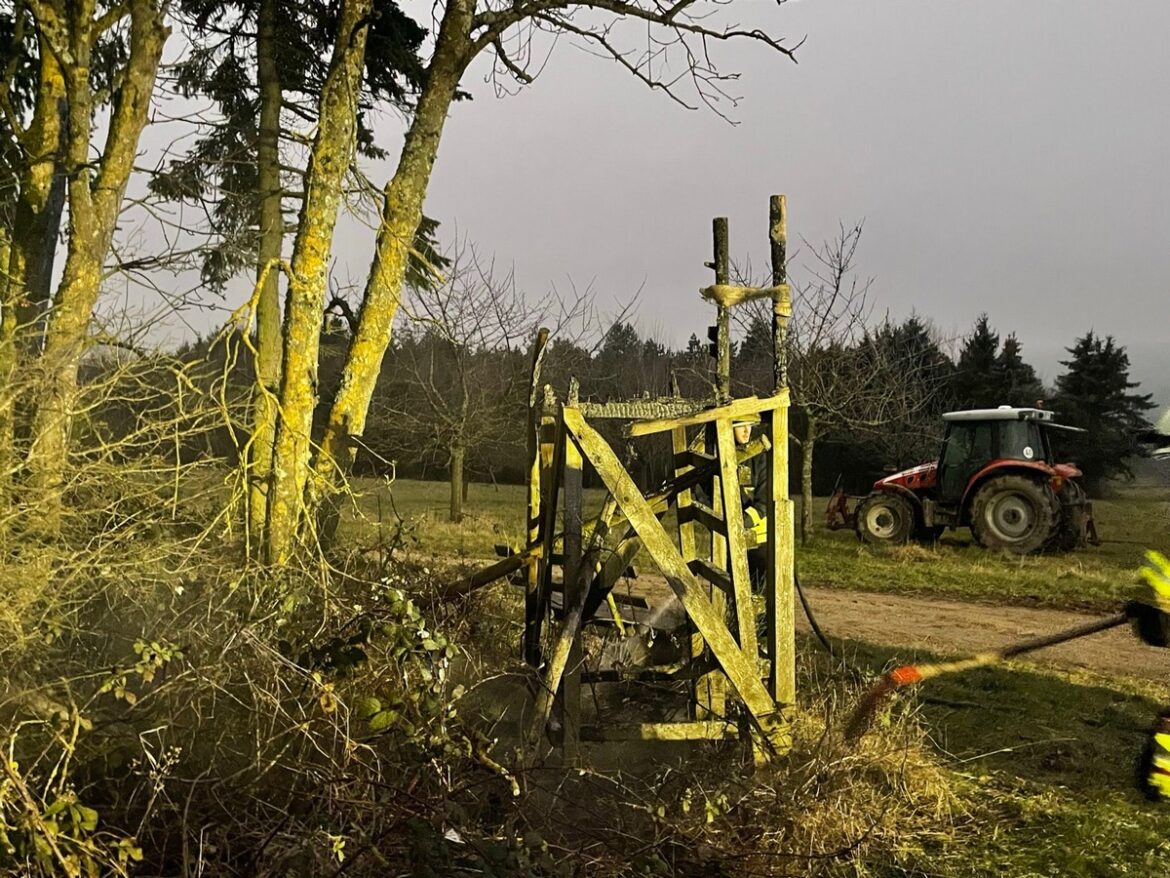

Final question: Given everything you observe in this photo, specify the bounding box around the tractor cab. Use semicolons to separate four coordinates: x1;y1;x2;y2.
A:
937;408;1058;503
833;406;1097;554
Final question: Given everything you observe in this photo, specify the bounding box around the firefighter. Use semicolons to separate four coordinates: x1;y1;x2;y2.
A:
731;418;769;591
692;419;769;589
1125;550;1170;800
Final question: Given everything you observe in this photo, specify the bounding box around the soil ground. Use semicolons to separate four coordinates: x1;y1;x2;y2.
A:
610;573;1170;682
799;585;1167;681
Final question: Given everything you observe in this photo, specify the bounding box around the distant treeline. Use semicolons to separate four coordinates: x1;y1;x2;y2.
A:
115;310;1153;502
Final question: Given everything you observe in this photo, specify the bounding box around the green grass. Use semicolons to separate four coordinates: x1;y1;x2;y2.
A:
827;639;1170;876
342;478;1170;874
799;485;1167;612
343;478;1166;612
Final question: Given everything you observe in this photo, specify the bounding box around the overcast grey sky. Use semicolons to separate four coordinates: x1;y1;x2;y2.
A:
336;0;1168;410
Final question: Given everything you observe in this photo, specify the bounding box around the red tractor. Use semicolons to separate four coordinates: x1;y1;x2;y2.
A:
829;407;1098;553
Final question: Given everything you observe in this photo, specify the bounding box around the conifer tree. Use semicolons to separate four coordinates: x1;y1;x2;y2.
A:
951;313;1000;408
994;333;1045;408
1053;331;1155;492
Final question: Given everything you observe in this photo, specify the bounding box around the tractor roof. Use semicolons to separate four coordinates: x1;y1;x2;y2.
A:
943;406;1054;422
942;406;1086;432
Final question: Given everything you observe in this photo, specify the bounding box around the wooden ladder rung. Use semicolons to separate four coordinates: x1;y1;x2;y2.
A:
679;501;726;535
687;558;732;594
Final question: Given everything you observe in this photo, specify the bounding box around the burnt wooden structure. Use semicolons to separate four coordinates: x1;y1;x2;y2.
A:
476;196;795;760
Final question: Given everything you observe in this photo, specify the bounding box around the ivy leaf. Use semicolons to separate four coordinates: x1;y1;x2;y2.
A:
75;805;99;832
354;696;382;719
368;709;399;732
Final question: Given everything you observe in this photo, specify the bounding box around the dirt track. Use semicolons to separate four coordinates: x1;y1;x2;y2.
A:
797;586;1169;682
607;576;1170;683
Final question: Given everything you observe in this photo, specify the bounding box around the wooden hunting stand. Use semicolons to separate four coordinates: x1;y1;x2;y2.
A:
466;196;795;760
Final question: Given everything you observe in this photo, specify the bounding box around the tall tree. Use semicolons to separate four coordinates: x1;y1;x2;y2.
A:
15;0;169;533
1053;331;1155;493
152;0;431;543
785;229;939;543
994;333;1045;408
951;314;1000;408
950;315;1046;410
861;314;954;471
361;242;553;524
0;1;68;488
288;0;800;559
737;225;941;543
262;0;376;562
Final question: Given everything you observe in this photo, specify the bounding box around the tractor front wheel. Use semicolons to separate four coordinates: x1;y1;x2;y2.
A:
856;492;915;546
970;475;1059;554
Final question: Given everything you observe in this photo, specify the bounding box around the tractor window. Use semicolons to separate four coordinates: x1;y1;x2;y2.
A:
939;422;994;500
942;423;993;467
999;421;1042;462
941;425;971;467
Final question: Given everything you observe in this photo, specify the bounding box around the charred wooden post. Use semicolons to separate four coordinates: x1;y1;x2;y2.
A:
770;195;788;389
766;195;796;705
712;217;732;405
529;386;561;667
524;329;550;665
561;384;584;759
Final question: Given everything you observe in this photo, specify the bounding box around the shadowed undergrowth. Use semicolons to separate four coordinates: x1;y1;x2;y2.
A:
0;466;1166;876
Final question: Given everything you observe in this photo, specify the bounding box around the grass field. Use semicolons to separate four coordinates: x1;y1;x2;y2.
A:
338;476;1170;873
343;477;1168;612
827;639;1170;876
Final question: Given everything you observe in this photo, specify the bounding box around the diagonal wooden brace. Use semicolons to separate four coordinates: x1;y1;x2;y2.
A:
562;407;783;736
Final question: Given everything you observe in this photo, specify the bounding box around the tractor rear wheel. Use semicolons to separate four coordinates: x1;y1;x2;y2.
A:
1054;480;1091;550
970;475;1059;554
856;492;915;546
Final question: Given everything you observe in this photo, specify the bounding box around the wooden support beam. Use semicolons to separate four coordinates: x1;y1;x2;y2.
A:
767;193;795;706
679;500;727;537
673;426;698;564
559;437;586;760
716;419;758;659
532;581;648;610
687;558;732;594
562;408;783;736
624;391;790;438
580;722;738;742
576;398;714;421
443;545;541;600
700;420;728;721
713;217;731;404
678;449;716;469
678;428;717;719
582;658;712;684
770;195;790;389
530;402;563;667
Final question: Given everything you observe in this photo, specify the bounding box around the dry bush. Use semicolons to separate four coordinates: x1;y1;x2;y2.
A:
443;656;962;877
1;337;968;878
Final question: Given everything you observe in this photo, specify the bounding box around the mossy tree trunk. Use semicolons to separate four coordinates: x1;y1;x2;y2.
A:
799;411;818;546
0;225;13;495
0;38;67;490
24;0;168;536
7;39;67;350
247;0;286;547
449;441;465;523
312;0;477;543
264;0;374;565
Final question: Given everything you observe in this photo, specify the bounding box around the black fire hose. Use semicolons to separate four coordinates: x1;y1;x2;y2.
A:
794;565;837;658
